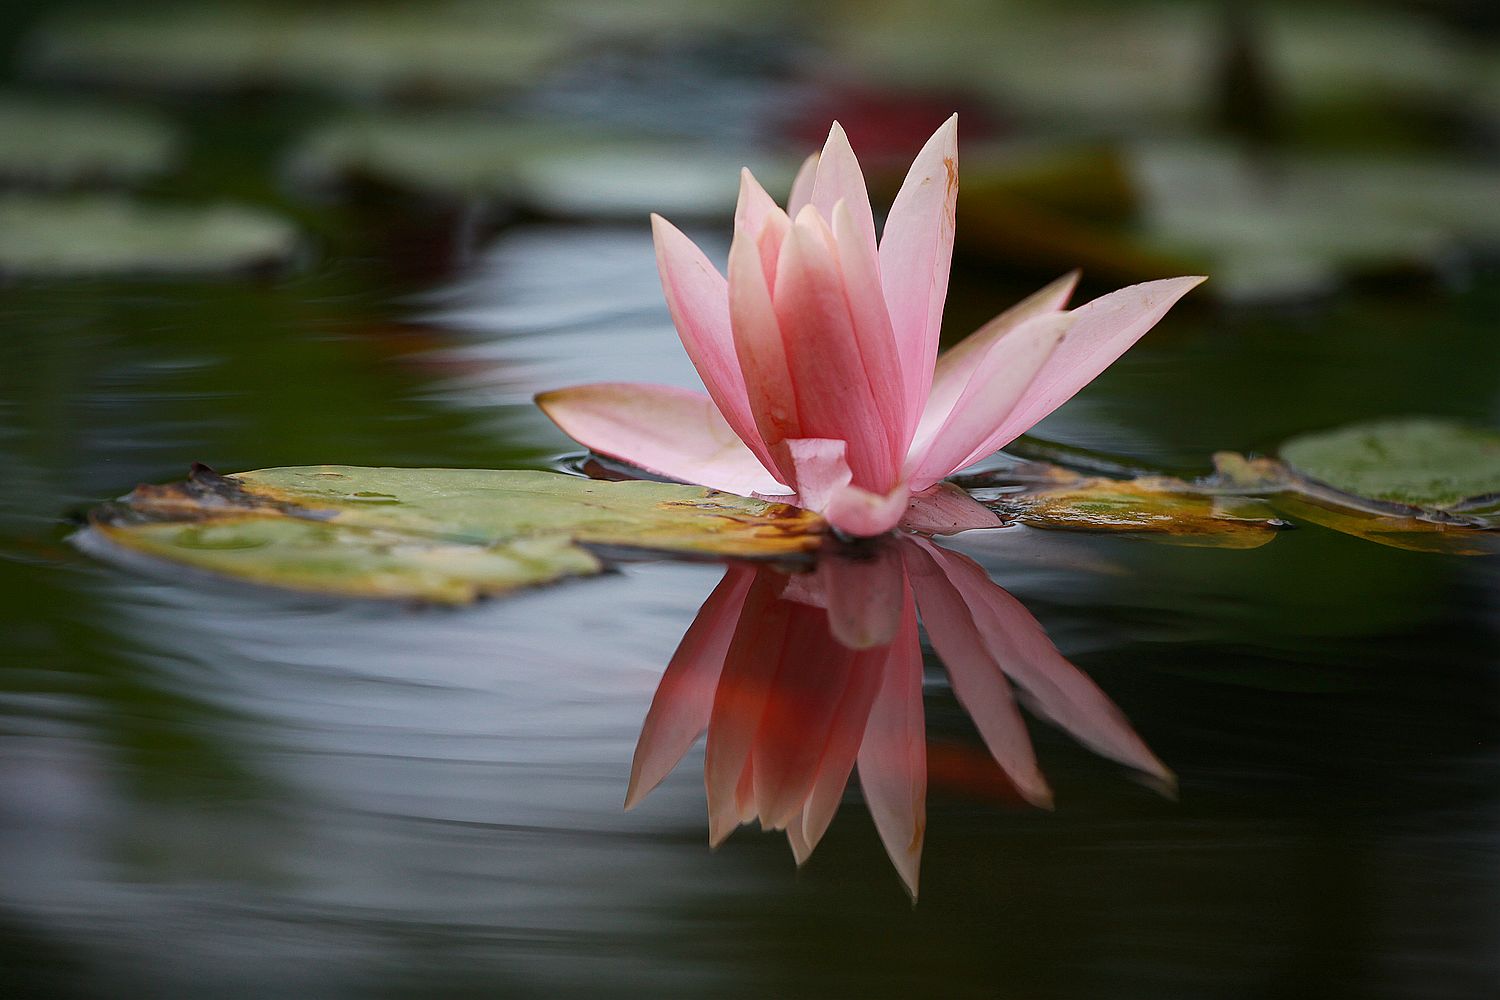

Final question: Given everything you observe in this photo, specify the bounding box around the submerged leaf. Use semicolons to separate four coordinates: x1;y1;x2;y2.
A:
81;465;824;602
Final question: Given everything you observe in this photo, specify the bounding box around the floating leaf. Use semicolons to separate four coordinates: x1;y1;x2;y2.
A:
23;3;570;99
968;463;1286;549
1127;144;1500;301
0;195;300;278
958;140;1500;300
81;465;824;603
289;114;793;217
0;92;181;187
1278;418;1500;512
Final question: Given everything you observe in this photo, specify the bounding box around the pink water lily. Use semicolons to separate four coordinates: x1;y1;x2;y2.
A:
538;115;1205;537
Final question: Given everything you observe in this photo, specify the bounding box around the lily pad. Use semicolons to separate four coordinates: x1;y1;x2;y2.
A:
1279;418;1500;512
81;465;824;603
23;3;570;99
966;463;1286;549
0;195;300;278
1128;144;1500;301
289;113;792;217
0;93;181;187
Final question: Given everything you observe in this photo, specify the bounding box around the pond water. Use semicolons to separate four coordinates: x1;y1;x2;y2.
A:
3;4;1500;999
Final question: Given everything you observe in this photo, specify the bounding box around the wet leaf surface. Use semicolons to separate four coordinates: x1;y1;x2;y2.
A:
81;465;824;602
972;463;1287;549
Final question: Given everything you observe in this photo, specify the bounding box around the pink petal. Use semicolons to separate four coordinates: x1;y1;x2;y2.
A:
782;437;852;510
903;539;1053;808
856;594;927;898
787;152;818;216
535;382;786;496
625;566;755;809
880;114;958;441
729;180;800;465
650;215;772;469
810;122;878;259
914;539;1174;790
918;271;1079;446
775;209;900;491
982;276;1208;449
833;200;907;461
734;168;791;289
906;312;1070;491
899;482;1004;535
822;541;907;649
824;481;910;538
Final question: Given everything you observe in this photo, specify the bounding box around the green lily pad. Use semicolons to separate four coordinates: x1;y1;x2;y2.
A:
23;3;570;99
1128;144;1500;301
1279;418;1500;511
289;113;792;217
0;195;300;278
0;93;181;187
81;465;824;603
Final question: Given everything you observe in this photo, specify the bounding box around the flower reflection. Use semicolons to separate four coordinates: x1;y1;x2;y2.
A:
626;535;1171;897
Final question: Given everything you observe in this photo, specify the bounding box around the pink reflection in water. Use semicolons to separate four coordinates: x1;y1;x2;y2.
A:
626;535;1173;897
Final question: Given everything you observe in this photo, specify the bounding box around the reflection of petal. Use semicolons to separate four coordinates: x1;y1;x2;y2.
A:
821;542;906;650
903;540;1053;809
626;566;755;809
705;574;789;846
632;530;1169;894
750;602;861;830
912;537;1174;791
856;591;927;898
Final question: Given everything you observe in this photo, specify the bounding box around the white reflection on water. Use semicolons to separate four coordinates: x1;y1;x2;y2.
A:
416;225;715;408
0;561;763;996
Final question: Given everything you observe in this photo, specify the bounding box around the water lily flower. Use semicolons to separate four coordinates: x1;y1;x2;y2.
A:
539;116;1204;537
625;535;1172;897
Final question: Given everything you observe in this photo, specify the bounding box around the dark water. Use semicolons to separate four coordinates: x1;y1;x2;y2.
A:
4;6;1500;1000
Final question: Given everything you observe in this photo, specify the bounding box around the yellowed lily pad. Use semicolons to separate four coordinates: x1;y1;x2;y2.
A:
80;465;824;603
980;464;1286;549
